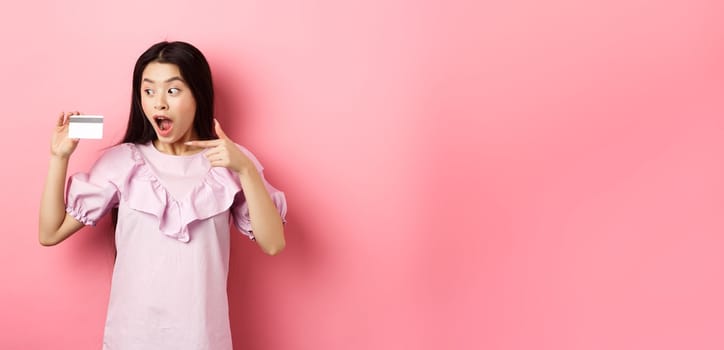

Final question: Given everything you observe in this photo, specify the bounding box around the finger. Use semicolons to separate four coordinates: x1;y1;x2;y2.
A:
204;153;218;163
204;148;224;159
63;112;73;125
64;111;75;123
57;112;65;127
208;159;229;168
205;147;226;159
185;139;223;148
214;119;228;140
206;155;220;165
204;149;221;158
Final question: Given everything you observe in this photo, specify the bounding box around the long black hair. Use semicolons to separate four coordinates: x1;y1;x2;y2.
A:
121;41;217;144
112;41;217;237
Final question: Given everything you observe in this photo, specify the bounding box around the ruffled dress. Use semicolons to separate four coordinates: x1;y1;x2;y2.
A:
65;142;287;350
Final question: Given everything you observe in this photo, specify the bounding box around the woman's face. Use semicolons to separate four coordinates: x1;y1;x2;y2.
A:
140;62;198;145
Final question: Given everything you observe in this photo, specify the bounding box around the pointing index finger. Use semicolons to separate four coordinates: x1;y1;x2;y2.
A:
185;139;222;148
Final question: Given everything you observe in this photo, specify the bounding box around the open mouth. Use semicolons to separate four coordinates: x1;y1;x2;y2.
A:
153;115;173;133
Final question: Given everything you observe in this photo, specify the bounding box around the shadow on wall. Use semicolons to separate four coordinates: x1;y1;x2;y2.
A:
213;64;324;349
227;206;320;349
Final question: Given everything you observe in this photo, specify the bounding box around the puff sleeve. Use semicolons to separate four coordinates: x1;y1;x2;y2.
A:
230;146;288;239
65;146;131;226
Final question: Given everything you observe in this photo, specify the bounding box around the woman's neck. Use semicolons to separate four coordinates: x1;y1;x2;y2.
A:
152;131;202;155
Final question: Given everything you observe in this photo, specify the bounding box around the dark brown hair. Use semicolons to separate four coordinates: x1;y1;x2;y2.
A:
121;41;216;144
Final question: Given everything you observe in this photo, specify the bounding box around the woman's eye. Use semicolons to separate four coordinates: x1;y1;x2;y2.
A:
168;88;180;94
143;89;154;96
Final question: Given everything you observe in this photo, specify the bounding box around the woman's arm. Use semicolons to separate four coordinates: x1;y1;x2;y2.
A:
38;112;85;246
186;120;286;255
236;166;286;255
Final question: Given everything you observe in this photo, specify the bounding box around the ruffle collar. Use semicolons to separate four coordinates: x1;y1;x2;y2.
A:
123;143;242;243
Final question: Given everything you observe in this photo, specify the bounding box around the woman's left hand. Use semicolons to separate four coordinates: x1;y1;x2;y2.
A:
185;120;256;175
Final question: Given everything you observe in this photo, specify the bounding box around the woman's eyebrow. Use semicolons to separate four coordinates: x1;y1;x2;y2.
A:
142;77;185;84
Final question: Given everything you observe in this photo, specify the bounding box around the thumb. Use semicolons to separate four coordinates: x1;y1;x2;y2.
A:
214;119;228;140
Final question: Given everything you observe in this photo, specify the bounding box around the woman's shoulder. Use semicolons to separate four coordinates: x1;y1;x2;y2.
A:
95;143;138;162
88;143;144;174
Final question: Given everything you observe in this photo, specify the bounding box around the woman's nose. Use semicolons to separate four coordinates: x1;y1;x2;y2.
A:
154;96;168;110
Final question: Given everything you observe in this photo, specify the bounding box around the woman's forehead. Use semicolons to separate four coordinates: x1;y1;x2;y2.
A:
142;62;184;83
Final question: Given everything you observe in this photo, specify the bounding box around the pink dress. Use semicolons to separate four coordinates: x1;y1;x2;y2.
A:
65;142;287;350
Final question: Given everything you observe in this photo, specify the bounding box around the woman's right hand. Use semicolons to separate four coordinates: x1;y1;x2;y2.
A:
51;111;80;159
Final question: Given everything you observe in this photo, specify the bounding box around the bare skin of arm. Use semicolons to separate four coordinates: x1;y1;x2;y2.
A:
186;120;286;255
38;112;85;246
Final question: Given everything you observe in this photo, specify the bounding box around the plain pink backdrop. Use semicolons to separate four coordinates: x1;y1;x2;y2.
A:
1;0;724;349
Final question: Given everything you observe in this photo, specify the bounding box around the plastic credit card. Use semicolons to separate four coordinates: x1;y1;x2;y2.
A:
68;115;104;139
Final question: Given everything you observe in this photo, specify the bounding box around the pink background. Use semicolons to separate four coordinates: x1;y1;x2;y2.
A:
1;0;723;349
